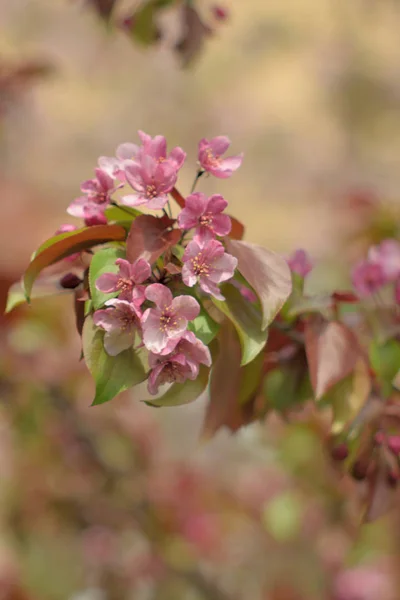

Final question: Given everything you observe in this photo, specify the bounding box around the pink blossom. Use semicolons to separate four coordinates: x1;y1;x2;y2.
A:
147;330;211;394
198;136;243;178
286;249;313;278
177;193;231;243
96;258;151;304
141;284;200;354
83;205;108;226
67;168;120;221
182;239;237;300
98;131;186;180
93;299;142;356
368;239;400;281
160;330;212;366
147;353;196;395
351;260;386;297
122;156;177;210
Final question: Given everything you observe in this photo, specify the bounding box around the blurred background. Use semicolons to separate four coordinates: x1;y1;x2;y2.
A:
1;0;400;598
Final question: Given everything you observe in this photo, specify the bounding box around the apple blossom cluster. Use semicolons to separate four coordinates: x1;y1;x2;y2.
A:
65;131;243;395
351;239;400;301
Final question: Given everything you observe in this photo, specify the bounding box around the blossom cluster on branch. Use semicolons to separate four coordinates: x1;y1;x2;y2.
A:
6;131;400;522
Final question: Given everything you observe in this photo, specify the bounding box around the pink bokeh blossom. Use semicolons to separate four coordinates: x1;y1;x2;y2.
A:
368;239;400;281
96;258;151;304
147;353;196;395
351;260;386;297
198;136;243;178
177;193;231;243
142;284;200;354
182;239;237;300
286;249;313;278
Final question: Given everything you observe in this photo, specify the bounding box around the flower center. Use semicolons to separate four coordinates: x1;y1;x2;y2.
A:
93;192;108;205
117;278;133;293
199;213;213;227
205;149;220;168
159;309;178;332
146;184;158;198
117;308;137;331
191;252;210;276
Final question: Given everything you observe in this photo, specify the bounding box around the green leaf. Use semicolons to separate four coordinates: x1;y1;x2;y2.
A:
5;278;73;313
225;239;292;331
130;1;159;46
211;283;268;366
369;339;400;392
82;315;147;405
286;293;334;319
144;365;210;407
89;247;126;309
187;305;219;345
104;205;141;223
24;225;126;302
263;355;312;412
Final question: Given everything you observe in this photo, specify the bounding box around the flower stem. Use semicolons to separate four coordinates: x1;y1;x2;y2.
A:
191;169;205;193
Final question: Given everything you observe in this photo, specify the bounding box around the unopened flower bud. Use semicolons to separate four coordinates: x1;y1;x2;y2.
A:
212;5;229;21
351;459;369;481
387;470;398;488
331;443;349;462
60;273;82;289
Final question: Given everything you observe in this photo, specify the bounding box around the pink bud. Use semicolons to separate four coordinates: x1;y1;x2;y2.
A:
331;443;348;462
60;273;82;289
212;5;229;21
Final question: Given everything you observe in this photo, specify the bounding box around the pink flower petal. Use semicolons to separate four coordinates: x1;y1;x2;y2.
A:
199;278;225;300
182;264;197;287
206;194;227;214
142;311;168;354
211;213;231;237
171;295;200;321
145;284;173;309
95;273;119;293
67;196;87;218
219;154;243;174
208;136;231;156
114;258;131;279
169;147;186;168
116;142;140;161
104;329;135;356
131;258;151;284
186;193;208;217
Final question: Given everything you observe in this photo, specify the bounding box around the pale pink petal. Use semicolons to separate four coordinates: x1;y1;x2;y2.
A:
114;258;131;279
182;264;197;287
131;258;151;283
55;224;77;234
199;278;224;300
203;240;225;262
131;285;146;307
209;136;231;155
183;240;202;261
95;168;113;191
81;179;97;193
211;213;231;237
67;196;87;218
186;193;208;217
169;147;186;168
171;295;200;321
121;193;146;207
210;253;237;281
206;194;228;214
219;154;243;173
138;130;152;146
93;309;119;332
178;209;198;231
146;194;169;210
104;329;135;356
151;135;167;160
142;314;168;353
98;156;121;178
96;273;119;293
124;163;146;192
148;364;165;395
116;143;140;161
145;283;173;309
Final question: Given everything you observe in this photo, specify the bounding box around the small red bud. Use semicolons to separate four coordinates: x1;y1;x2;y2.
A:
351;460;369;481
60;273;82;289
331;443;349;462
387;471;398;488
212;5;229;21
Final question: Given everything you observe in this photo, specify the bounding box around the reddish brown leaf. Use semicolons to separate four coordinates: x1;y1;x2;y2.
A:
226;239;292;330
228;216;245;240
202;322;264;438
126;214;180;265
304;315;362;400
332;291;360;303
23;225;126;301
